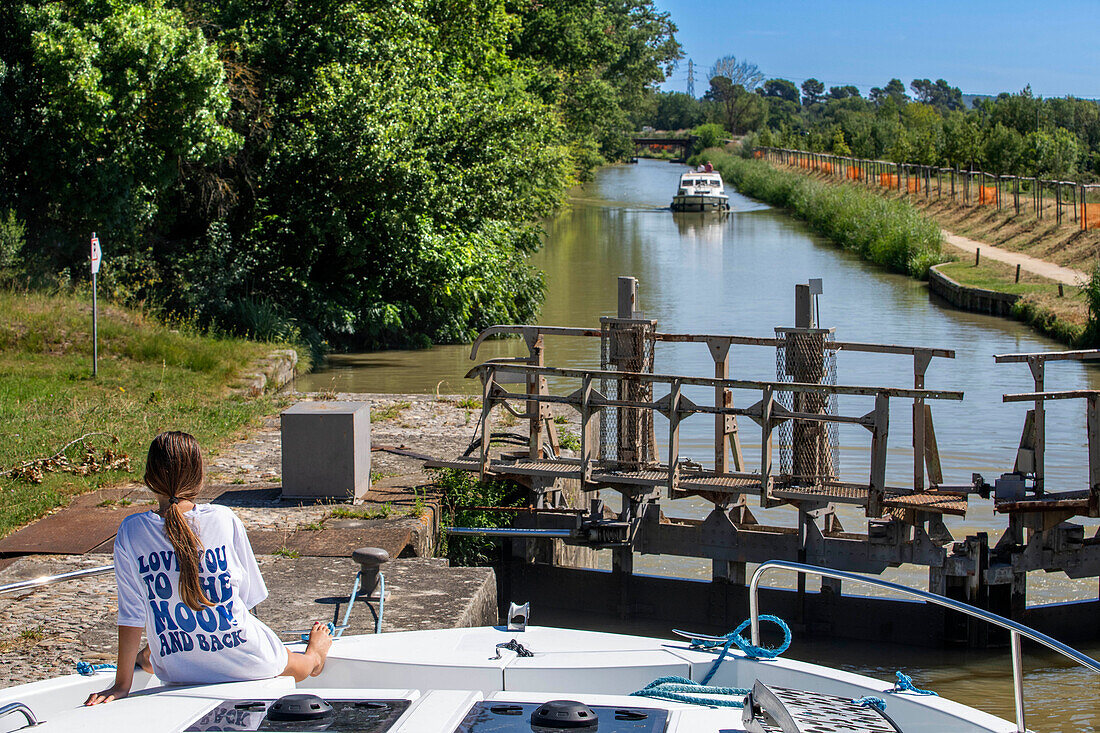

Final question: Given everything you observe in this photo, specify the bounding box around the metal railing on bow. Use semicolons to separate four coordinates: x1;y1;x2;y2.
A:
748;560;1100;733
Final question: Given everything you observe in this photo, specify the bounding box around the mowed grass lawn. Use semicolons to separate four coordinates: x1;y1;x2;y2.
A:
0;289;303;538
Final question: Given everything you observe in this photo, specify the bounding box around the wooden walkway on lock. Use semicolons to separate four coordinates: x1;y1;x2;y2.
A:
427;322;970;520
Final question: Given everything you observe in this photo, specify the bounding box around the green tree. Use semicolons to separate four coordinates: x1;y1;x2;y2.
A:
2;0;236;272
801;78;824;106
652;91;704;130
830;127;852;155
760;78;799;104
942;111;982;168
508;0;681;174
828;85;860;100
983;123;1026;174
1026;128;1078;178
706;77;766;134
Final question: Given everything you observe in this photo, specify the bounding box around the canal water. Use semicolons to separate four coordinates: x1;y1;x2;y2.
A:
299;159;1099;729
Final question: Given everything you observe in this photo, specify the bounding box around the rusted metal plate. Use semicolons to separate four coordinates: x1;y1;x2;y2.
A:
69;485;146;509
0;505;149;555
248;527;411;559
995;497;1089;514
885;492;969;517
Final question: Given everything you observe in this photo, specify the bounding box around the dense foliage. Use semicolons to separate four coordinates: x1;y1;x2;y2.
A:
432;468;524;567
700;150;944;278
0;0;679;350
640;74;1100;181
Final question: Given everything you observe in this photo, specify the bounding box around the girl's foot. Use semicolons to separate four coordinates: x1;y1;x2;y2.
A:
137;645;153;674
305;621;333;677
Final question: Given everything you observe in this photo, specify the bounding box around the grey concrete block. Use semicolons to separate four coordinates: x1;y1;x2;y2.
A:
281;401;371;501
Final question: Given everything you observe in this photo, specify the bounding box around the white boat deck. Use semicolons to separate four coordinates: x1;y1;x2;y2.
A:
0;626;1019;732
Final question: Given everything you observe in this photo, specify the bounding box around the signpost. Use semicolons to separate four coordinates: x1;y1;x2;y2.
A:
90;233;101;377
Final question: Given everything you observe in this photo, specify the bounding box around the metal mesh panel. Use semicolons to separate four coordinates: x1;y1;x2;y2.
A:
600;320;656;468
775;329;839;486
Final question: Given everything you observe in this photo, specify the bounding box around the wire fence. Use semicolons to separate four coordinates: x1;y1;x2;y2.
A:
756;147;1100;231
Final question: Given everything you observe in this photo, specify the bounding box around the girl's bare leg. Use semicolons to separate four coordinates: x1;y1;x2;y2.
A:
280;622;333;682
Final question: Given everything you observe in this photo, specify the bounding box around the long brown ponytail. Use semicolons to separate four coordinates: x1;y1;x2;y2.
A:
143;432;214;610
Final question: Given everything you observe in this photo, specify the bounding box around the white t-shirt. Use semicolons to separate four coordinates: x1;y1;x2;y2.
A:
114;504;289;685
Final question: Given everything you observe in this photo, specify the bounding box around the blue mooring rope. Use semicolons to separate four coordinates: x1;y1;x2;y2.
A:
76;661;115;676
630;616;793;707
300;621;337;643
687;614;792;685
630;675;749;708
891;671;938;696
852;696;888;712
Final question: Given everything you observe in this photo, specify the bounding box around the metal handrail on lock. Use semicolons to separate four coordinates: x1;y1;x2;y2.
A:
0;565;114;596
748;560;1100;733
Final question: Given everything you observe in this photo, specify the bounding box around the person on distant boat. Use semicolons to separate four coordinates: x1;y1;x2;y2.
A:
85;431;333;705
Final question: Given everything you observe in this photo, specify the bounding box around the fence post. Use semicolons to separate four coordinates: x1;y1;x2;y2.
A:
1057;182;1062;225
1014;176;1020;214
1037;178;1043;220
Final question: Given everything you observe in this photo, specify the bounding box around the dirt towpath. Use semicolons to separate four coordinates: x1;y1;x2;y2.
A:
942;230;1089;286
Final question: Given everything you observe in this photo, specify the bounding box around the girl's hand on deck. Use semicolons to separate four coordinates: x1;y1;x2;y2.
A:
84;684;129;706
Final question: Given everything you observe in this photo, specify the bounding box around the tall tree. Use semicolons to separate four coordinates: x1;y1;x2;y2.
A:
708;54;763;92
508;0;681;173
760;78;799;104
800;78;824;105
706;76;766;134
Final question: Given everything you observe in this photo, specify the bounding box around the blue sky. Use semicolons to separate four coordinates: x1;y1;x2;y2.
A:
655;0;1100;99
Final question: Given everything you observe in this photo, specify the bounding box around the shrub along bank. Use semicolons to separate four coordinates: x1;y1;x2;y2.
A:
0;289;304;538
697;149;945;277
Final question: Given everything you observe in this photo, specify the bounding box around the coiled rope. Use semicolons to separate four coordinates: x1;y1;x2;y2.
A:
685;614;792;684
852;696;888;711
891;671;937;696
76;662;115;676
631;616;793;707
631;676;749;708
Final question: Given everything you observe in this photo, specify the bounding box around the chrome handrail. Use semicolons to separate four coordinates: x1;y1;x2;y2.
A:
0;565;114;596
748;560;1100;733
0;701;39;729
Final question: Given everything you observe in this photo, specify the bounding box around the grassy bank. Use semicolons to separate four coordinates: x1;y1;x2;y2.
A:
935;258;1088;345
698;150;945;277
0;289;305;538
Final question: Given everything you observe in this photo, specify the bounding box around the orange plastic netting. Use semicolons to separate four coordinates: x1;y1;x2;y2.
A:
846;168;862;180
977;185;997;205
753;150;765;159
907;179;922;193
819;162;834;174
879;173;899;187
1083;202;1100;230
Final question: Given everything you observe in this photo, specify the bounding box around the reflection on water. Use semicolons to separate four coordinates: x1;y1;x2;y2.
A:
300;159;1100;729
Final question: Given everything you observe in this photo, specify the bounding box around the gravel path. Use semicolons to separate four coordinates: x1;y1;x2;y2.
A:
942;230;1088;285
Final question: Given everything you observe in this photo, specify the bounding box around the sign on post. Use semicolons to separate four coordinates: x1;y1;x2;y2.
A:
91;233;100;377
90;234;101;275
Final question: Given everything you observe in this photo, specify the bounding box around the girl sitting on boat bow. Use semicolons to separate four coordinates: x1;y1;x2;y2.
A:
85;431;332;705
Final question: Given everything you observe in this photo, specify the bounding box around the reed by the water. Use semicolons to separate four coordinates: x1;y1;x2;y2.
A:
699;150;946;278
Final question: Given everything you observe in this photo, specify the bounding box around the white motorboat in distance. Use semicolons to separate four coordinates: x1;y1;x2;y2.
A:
671;170;730;211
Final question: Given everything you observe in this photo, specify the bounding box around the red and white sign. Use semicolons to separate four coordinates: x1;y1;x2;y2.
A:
90;233;101;275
